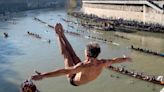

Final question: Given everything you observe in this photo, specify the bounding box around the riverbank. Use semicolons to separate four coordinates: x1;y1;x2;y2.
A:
0;0;65;15
0;7;66;22
69;11;164;33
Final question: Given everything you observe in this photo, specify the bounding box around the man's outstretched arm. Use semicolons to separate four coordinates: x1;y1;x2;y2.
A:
100;57;132;67
31;69;72;81
31;63;88;81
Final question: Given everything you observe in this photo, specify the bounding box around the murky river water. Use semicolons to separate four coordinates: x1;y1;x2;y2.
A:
0;8;164;92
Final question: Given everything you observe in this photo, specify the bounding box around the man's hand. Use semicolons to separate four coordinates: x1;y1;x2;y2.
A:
110;56;132;65
31;71;43;81
54;23;64;36
122;56;132;62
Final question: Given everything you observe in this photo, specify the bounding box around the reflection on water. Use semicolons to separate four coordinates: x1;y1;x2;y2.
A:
0;38;22;92
0;8;164;92
114;32;164;53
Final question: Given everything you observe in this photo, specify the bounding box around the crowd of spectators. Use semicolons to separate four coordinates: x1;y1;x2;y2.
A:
70;12;164;33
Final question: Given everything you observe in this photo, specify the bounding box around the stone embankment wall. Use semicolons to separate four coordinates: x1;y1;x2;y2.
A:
82;3;164;25
0;0;65;14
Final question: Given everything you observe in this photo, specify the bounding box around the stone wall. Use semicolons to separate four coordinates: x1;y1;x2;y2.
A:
0;0;27;13
82;3;164;25
83;3;158;13
83;3;143;12
0;0;66;14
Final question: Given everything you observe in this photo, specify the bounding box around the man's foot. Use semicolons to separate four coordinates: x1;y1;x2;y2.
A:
54;23;64;36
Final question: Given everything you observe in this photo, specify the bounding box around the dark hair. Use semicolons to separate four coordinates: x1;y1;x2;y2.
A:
86;42;101;58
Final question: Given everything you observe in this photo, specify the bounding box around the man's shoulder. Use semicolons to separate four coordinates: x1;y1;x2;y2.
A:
96;59;111;67
97;59;107;63
75;62;89;67
74;62;93;70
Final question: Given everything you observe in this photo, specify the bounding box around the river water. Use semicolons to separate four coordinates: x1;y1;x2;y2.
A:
0;8;164;92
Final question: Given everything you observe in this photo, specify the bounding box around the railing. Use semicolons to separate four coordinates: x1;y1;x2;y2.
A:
146;0;163;13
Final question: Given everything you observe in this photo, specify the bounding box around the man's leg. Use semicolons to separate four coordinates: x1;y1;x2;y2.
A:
61;34;81;65
55;23;81;72
57;36;75;67
58;36;82;80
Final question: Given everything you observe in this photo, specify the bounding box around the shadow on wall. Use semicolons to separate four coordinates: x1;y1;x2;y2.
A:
0;38;24;92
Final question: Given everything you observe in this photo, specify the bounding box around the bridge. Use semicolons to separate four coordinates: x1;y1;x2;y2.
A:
82;0;164;13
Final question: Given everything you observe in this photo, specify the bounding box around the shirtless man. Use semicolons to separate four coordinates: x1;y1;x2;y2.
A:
31;23;131;86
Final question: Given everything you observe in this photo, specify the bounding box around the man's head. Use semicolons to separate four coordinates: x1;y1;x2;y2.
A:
85;42;101;58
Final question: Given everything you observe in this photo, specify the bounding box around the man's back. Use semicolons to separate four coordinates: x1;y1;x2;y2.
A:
73;59;104;85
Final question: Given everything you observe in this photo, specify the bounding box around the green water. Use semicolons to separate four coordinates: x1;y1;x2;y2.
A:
0;8;164;92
